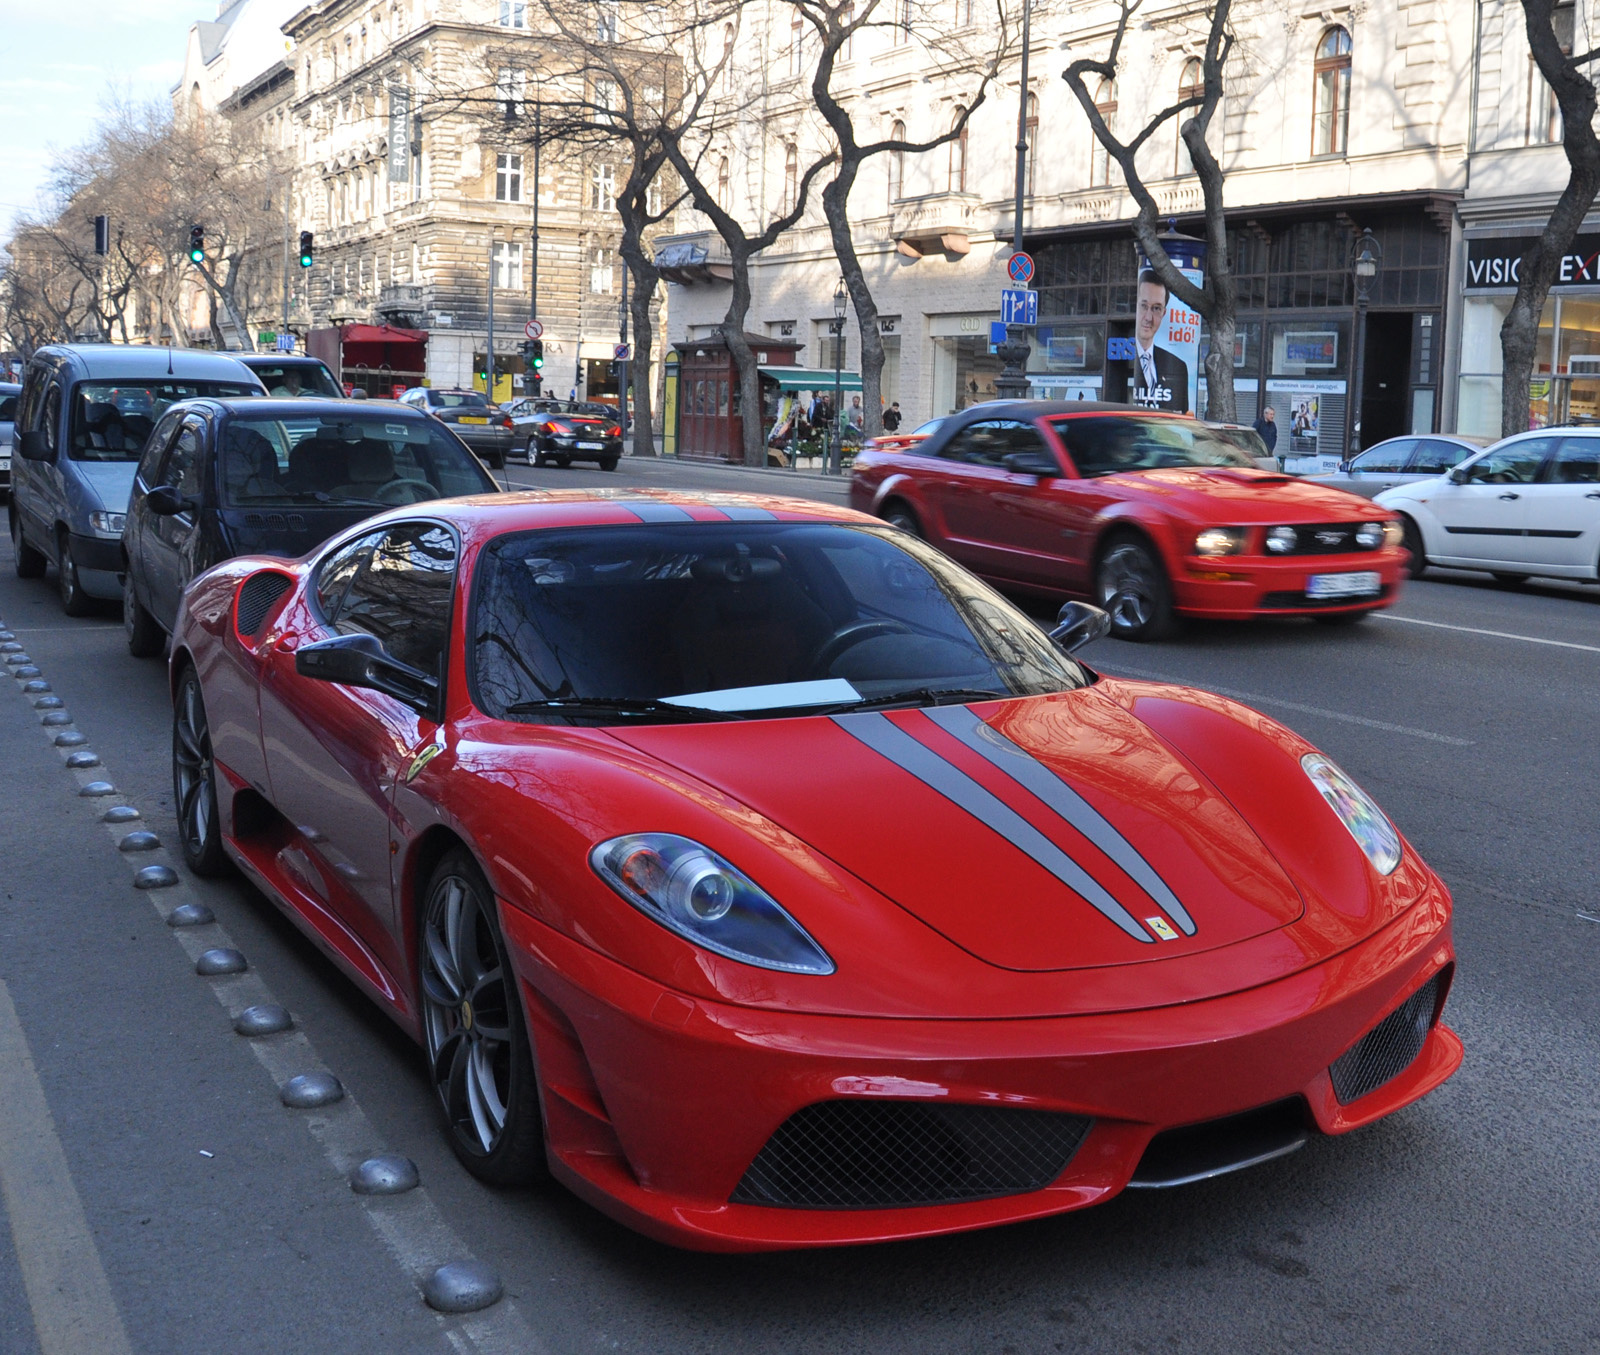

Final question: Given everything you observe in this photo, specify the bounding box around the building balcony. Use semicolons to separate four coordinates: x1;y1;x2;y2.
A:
889;192;982;259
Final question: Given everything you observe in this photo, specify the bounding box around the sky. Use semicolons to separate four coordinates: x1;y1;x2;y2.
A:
0;0;205;236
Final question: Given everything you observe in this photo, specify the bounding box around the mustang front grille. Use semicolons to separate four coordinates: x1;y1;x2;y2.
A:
1329;974;1442;1104
731;1100;1092;1210
1277;523;1382;555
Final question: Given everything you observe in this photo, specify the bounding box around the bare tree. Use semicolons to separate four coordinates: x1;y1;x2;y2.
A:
1064;0;1239;421
1500;0;1600;436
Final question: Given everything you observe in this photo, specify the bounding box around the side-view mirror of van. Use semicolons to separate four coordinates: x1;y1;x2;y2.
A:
17;430;52;462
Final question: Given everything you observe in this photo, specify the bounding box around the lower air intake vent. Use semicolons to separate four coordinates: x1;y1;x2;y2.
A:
235;572;292;638
731;1100;1092;1210
1329;974;1442;1104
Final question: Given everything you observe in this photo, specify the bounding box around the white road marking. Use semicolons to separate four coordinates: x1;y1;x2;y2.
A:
0;980;135;1355
1095;664;1473;746
1376;613;1600;654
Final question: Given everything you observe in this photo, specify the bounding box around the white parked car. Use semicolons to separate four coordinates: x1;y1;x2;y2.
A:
1374;430;1600;584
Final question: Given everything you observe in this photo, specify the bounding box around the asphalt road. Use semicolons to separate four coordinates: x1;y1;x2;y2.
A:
0;456;1596;1354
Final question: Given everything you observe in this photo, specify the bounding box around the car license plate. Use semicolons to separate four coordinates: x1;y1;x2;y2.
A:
577;441;604;450
1307;571;1380;599
458;415;488;425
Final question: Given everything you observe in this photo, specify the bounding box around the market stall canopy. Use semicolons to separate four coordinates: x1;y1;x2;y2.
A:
764;366;863;393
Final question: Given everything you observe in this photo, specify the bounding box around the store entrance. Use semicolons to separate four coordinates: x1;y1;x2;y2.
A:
1360;313;1412;446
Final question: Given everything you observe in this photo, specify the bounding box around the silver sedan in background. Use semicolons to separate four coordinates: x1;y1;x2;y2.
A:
1306;434;1487;499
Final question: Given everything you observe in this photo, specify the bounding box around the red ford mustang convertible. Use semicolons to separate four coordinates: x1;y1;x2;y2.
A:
170;489;1460;1250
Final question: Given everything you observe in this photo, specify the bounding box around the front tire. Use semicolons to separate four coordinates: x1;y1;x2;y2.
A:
56;533;94;617
599;457;618;472
419;851;548;1186
1399;516;1427;579
172;667;227;876
1096;536;1176;641
880;501;922;538
124;579;165;658
11;506;46;578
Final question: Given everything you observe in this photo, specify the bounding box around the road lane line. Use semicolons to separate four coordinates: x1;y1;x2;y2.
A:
1375;613;1600;653
1093;663;1473;746
0;981;134;1355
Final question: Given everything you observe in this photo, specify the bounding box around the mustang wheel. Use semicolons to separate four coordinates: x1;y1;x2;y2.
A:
1096;536;1175;641
881;501;922;537
172;667;227;876
419;851;548;1186
56;533;93;617
124;580;164;658
11;507;46;578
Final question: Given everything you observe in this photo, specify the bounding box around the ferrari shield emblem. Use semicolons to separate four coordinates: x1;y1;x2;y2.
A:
1146;916;1180;941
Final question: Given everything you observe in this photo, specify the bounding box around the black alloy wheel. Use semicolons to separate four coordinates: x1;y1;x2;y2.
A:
881;502;922;538
1399;516;1427;579
11;506;46;578
172;667;227;876
1096;536;1176;641
124;578;164;658
419;850;548;1186
56;531;93;617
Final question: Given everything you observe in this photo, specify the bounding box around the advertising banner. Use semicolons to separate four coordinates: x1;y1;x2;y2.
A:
1133;236;1205;415
387;87;411;183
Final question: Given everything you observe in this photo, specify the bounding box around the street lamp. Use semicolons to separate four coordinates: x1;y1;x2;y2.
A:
1348;227;1383;456
828;276;847;474
994;0;1034;400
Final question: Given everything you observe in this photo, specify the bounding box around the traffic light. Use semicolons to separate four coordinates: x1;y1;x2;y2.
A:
188;224;205;264
298;231;314;268
531;339;544;372
93;215;109;256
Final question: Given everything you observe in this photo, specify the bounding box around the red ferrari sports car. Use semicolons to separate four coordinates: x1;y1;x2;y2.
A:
850;402;1409;639
170;489;1459;1251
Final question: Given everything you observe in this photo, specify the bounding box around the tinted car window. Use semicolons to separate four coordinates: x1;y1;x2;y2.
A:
335;524;458;675
220;412;495;508
1353;441;1413;474
1462;439;1552;485
159;422;205;497
471;522;1089;724
40;383;62;455
138;411;185;483
1050;416;1256;475
68;380;258;463
315;532;381;618
942;421;1014;468
426;390;488;409
1549;437;1600;483
0;394;16;421
1410;439;1467;475
248;363;342;399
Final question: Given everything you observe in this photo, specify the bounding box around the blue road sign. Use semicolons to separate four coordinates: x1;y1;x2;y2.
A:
989;321;1008;346
1007;251;1035;285
1000;288;1038;326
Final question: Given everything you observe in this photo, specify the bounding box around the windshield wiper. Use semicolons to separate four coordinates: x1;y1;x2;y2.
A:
502;696;730;722
836;686;1012;712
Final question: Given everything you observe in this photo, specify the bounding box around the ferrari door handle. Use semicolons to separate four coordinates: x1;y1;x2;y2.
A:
1498;492;1520;500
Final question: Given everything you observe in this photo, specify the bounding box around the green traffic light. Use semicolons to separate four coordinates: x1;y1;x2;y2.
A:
299;254;313;268
189;248;204;264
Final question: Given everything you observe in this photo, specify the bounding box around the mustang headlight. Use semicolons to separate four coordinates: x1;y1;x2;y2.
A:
1301;754;1402;875
88;511;126;537
1194;526;1246;556
1265;525;1298;554
591;833;835;974
1355;521;1385;550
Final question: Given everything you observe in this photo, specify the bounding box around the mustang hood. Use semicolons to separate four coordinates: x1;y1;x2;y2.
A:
1106;467;1384;522
613;690;1305;972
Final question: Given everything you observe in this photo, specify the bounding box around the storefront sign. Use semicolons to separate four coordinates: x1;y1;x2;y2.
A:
1464;234;1600;291
1284;330;1338;367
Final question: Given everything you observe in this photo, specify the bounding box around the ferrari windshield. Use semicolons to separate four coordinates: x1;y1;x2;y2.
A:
220;413;496;508
1051;415;1258;476
472;522;1090;724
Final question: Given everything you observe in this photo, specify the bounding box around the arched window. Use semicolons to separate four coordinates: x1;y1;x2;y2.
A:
1090;80;1115;186
888;119;906;205
1312;26;1351;156
1025;93;1039;196
1176;59;1203;174
716;155;730;210
783;143;799;213
948;107;968;192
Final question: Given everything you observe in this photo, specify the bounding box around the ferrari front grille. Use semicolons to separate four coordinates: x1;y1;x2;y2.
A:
730;1100;1092;1210
235;571;293;638
1329;973;1442;1104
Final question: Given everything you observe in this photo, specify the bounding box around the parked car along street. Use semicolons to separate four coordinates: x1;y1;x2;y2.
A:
9;345;264;615
507;398;623;468
237;354;344;399
1306;434;1487;499
120;398;500;655
0;381;19;499
851;401;1406;640
397;386;514;467
1375;429;1600;583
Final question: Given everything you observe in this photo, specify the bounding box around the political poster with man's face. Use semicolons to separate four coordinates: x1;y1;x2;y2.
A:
1134;249;1204;415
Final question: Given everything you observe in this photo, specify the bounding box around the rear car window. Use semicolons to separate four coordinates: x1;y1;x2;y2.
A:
427;390;489;409
69;379;259;463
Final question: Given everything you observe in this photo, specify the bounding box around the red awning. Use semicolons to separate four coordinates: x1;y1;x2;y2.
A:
340;323;427;343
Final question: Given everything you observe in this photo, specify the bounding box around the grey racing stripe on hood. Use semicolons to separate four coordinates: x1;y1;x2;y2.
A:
922;705;1196;935
832;712;1154;943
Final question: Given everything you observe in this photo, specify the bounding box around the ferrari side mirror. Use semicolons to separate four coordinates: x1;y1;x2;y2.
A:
1048;601;1111;653
295;632;439;715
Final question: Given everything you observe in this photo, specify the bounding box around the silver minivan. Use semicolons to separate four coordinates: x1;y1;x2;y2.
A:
9;346;263;614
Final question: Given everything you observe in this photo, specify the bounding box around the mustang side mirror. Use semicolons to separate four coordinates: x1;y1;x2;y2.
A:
17;429;53;462
145;484;192;516
295;632;440;714
1003;450;1058;478
1048;601;1111;653
1447;466;1470;485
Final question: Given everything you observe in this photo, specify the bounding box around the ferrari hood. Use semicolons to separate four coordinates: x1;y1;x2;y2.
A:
611;690;1305;972
1104;467;1383;522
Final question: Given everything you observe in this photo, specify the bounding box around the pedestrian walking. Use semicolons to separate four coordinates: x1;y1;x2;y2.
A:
1252;406;1278;454
882;402;902;432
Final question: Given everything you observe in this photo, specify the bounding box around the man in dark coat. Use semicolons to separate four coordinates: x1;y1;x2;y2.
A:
1252;405;1278;453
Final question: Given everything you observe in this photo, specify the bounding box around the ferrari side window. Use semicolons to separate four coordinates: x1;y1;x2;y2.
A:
336;523;459;675
314;532;382;621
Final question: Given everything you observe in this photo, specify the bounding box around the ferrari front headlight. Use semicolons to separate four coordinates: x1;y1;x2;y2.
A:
591;833;835;974
1301;754;1402;875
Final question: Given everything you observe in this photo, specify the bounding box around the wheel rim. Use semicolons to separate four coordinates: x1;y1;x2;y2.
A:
1099;545;1155;631
59;542;77;605
173;677;214;856
123;583;138;639
420;874;513;1157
